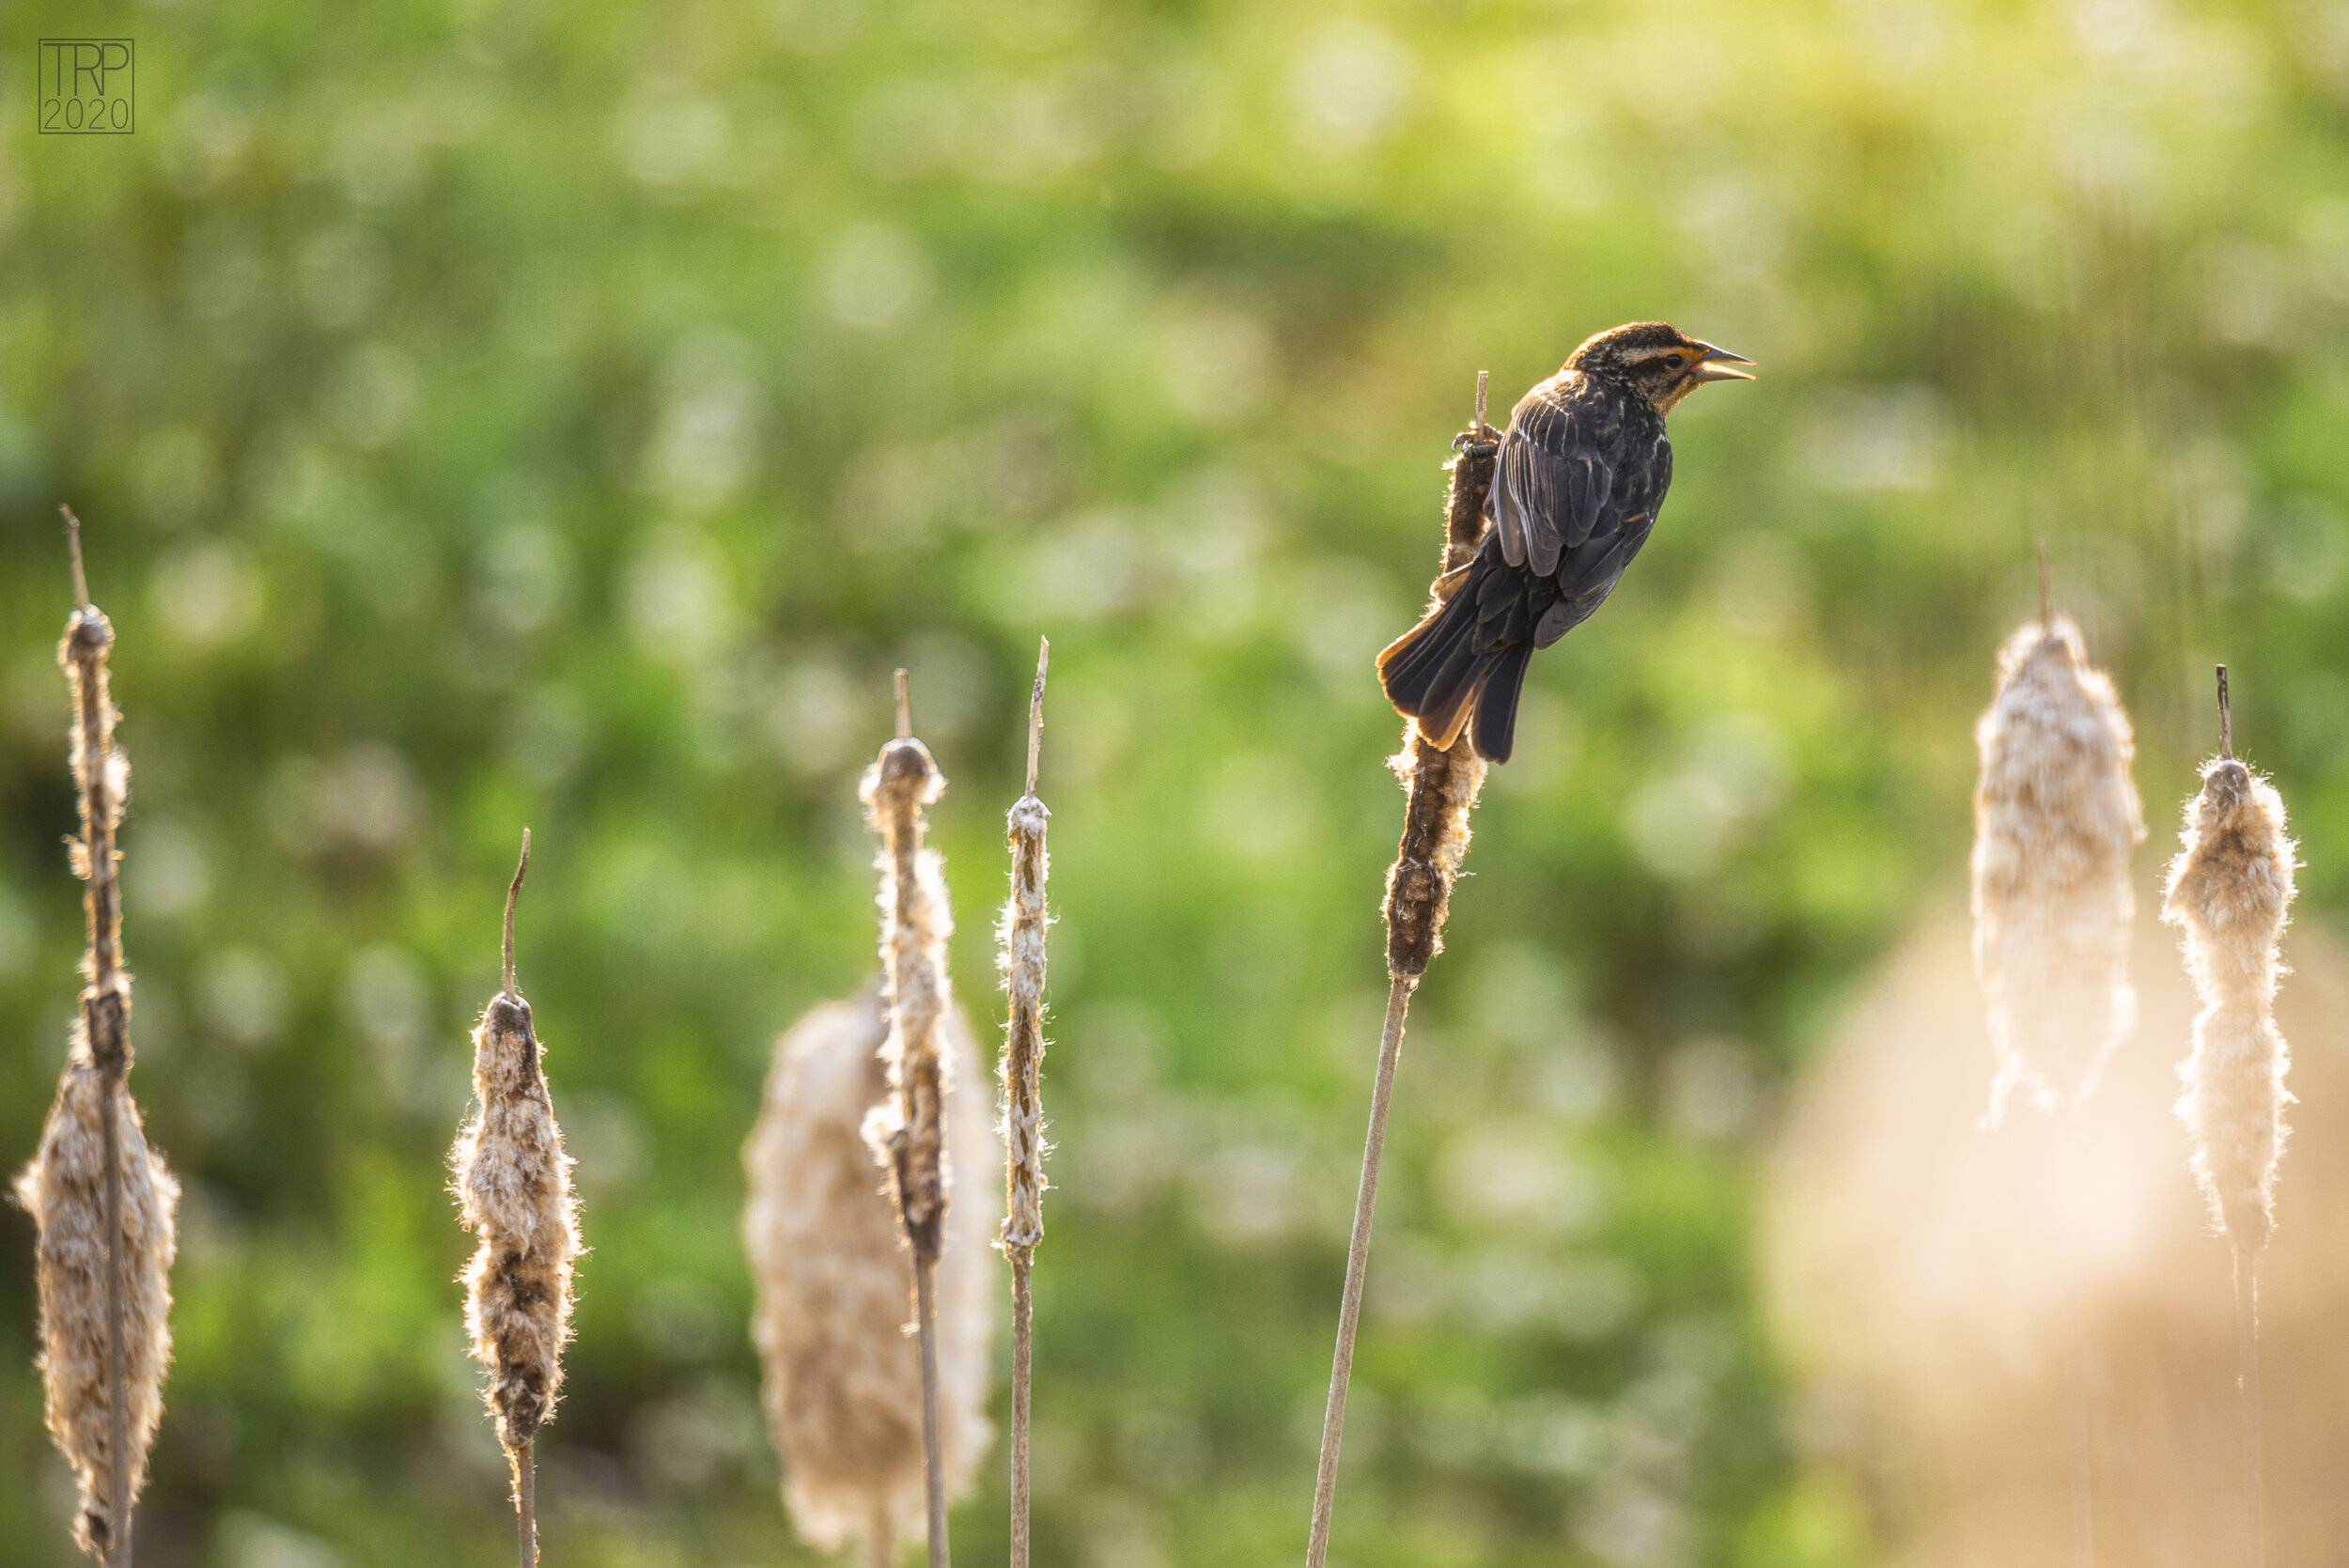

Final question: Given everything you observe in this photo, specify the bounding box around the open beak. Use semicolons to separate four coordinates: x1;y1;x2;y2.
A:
1689;342;1757;382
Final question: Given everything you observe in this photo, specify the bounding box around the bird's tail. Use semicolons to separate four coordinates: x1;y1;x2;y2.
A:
1376;581;1532;764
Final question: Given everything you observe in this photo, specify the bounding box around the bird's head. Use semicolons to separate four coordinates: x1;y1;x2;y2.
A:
1565;321;1755;414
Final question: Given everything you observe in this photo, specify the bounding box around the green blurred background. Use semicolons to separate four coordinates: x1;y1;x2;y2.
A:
4;0;2346;1563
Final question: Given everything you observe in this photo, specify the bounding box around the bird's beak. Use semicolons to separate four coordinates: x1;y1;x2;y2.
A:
1689;342;1757;382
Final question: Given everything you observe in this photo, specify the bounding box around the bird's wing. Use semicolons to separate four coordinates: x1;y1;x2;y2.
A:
1487;380;1619;577
1532;413;1673;648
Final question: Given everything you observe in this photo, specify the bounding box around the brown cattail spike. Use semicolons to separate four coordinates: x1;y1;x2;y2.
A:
1310;382;1499;1568
744;989;999;1566
998;638;1053;1568
452;833;580;1568
19;529;179;1565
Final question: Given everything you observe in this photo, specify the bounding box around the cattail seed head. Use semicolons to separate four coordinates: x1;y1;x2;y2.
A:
18;569;178;1561
2165;754;2297;1250
14;1057;178;1560
1970;616;2147;1121
743;986;998;1555
861;731;954;1265
451;840;580;1458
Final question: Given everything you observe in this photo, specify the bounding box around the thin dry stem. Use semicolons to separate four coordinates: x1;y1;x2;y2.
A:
1307;975;1414;1568
2232;1245;2266;1568
1009;1260;1034;1568
514;1436;537;1568
896;668;913;739
915;1262;948;1568
1311;387;1498;1567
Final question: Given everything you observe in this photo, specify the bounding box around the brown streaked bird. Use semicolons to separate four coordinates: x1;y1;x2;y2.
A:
1377;321;1754;762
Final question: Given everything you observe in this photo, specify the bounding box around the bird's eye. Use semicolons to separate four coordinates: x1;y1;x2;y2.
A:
1666;351;1688;366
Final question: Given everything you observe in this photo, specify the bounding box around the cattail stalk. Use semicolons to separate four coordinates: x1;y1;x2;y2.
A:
742;986;997;1565
16;511;179;1566
2163;667;2294;1568
1969;596;2145;1124
862;673;957;1568
1306;379;1496;1568
452;831;581;1568
997;640;1052;1568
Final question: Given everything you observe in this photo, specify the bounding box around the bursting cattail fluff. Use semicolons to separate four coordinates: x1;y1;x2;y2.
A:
2164;757;2297;1250
743;987;997;1556
450;849;580;1476
16;584;179;1561
1971;616;2145;1121
16;1065;178;1559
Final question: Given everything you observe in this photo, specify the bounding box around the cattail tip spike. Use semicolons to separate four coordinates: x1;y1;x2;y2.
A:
504;830;531;996
894;669;912;739
1474;369;1488;429
62;505;88;610
1025;640;1050;797
2217;665;2232;760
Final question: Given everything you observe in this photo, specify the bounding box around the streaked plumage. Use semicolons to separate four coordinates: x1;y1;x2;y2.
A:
1377;321;1752;762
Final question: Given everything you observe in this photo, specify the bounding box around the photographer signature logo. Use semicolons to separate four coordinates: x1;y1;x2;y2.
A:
39;39;134;134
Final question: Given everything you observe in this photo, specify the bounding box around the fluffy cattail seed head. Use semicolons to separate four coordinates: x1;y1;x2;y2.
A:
14;1059;178;1560
2165;754;2297;1250
451;840;580;1457
861;730;954;1265
1970;616;2147;1121
743;986;999;1555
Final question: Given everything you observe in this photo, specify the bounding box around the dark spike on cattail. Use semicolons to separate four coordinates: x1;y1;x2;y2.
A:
451;832;579;1568
17;526;179;1563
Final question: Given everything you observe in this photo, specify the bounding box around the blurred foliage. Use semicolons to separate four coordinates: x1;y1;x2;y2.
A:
2;0;2346;1564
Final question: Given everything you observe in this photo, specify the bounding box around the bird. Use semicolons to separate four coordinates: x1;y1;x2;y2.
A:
1377;321;1755;763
